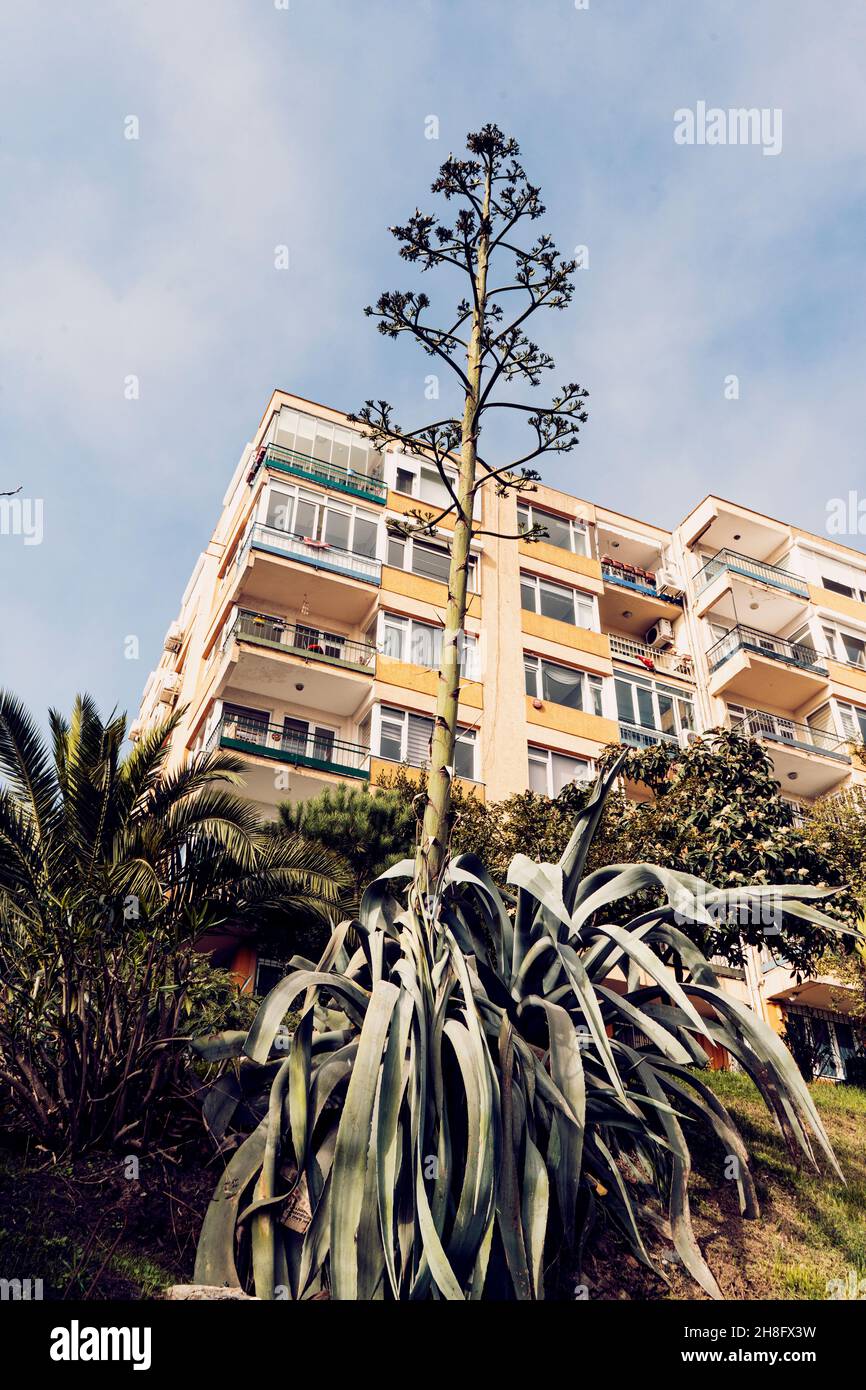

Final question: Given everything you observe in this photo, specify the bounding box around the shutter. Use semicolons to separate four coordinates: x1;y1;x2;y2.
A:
406;714;434;766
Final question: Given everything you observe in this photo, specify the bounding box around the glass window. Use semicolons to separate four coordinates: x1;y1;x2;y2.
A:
412;541;451;584
539;580;576;625
379;711;405;762
323;507;350;551
520;576;537;612
331;428;352;472
382;616;406;660
387;536;406;568
294;414;316;457
353;514;378;557
454;729;476;780
419;466;453;508
312;423;333;463
527;745;591;796
396;467;414;495
266;489;293;530
842;633;866;666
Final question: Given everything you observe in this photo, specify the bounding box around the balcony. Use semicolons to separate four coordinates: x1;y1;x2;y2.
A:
730;710;851;797
696;548;809;599
236;522;381;622
706;624;828;707
227;609;376;672
214;715;370;780
617;721;681;750
599;557;684;636
248;442;388;505
694;548;809;629
609;634;694;680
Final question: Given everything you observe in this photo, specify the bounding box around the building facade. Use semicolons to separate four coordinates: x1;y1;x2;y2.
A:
136;390;866;1075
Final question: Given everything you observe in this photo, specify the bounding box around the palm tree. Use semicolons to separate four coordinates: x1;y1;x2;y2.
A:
0;690;350;1152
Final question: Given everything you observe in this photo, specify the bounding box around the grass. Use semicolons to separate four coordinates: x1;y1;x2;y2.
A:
2;1072;864;1300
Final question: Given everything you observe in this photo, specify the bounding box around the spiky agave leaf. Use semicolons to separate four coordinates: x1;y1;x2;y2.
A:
193;762;854;1300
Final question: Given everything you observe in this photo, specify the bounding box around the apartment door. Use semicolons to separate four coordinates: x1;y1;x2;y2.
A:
223;703;269;745
281;717;335;763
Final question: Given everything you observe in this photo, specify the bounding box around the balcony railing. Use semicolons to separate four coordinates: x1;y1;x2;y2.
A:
618;721;681;750
225;609;376;671
214;716;371;778
248;442;388;504
240;522;382;585
609;634;694;679
695;548;809;599
730;711;852;763
707;624;828;676
601;558;684;606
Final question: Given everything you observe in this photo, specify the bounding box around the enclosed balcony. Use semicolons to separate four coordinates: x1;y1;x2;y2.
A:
706;624;828;707
729;709;851;797
247;441;388;505
236;522;381;622
694;547;809;631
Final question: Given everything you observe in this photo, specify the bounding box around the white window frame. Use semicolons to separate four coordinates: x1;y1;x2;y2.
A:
262;483;381;558
524;654;603;717
519;572;597;630
836;700;866;743
822;621;866;669
392;455;481;518
386;533;480;593
614;672;695;740
266;405;384;480
517;502;590;556
527;745;594;797
378;612;479;677
373;704;478;780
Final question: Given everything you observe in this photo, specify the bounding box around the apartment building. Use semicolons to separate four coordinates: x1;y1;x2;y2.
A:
136;390;866;1077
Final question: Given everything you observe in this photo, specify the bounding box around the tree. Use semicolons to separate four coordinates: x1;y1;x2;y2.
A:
192;759;846;1301
354;125;587;894
275;784;417;901
0;691;350;1152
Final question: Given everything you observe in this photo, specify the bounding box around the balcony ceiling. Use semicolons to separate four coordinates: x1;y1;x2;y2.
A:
690;503;789;562
760;737;851;798
226;647;371;717
238;550;378;624
597;527;660;570
708;648;827;707
599;584;681;638
699;575;807;631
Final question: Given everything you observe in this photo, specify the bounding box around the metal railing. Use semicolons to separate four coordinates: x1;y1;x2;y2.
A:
250;442;388;503
707;624;828;675
609;634;694;678
695;547;809;598
618;721;681;750
730;711;852;762
239;522;382;584
601;559;684;606
215;716;371;778
225;609;377;670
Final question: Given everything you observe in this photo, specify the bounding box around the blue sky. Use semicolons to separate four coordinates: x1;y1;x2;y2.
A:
1;0;865;726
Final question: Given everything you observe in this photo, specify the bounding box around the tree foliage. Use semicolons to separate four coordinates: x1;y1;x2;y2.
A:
0;691;350;1153
193;759;851;1301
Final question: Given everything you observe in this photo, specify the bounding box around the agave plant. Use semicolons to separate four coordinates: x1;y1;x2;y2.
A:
193;761;850;1300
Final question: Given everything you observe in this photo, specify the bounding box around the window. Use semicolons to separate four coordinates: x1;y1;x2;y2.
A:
222;703;269;743
615;673;694;739
265;485;379;557
270;406;383;479
527;746;593;797
517;503;590;556
381;614;478;676
823;623;866;668
377;705;477;779
282;717;336;763
524;655;603;715
837;702;866;743
255;958;287;997
822;576;855;598
520;573;595;628
394;460;460;509
387;535;479;592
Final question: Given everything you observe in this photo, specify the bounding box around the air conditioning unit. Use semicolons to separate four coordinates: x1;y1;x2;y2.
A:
645;619;675;650
163;621;183;653
158;672;182;704
655;566;685;599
